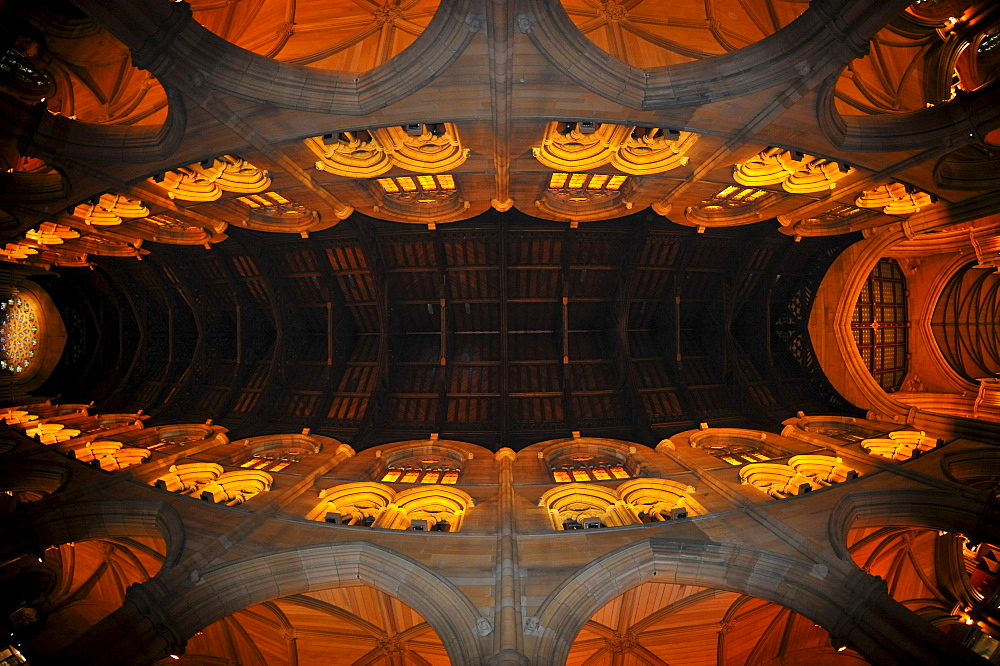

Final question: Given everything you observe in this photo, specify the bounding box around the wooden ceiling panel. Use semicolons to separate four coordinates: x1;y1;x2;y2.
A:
448;269;500;300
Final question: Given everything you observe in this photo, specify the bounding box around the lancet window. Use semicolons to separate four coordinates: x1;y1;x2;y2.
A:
376;175;458;206
380;459;460;484
547;173;627;197
236;191;297;210
704;444;772;466
240;446;311;473
550;454;630;483
852;258;908;391
699;185;772;211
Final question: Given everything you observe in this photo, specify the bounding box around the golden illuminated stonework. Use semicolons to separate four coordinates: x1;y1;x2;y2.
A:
856;182;937;215
734;147;854;194
533;122;696;176
308;123;469;178
151;155;271;202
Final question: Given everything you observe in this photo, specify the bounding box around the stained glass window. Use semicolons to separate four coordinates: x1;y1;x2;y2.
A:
0;296;38;374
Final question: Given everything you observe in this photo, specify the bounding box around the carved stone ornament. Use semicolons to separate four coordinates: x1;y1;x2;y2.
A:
734;147;853;194
533;122;697;176
308;123;470;178
474;617;494;636
153;155;272;202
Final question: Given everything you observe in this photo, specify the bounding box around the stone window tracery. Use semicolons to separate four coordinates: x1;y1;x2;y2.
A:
308;124;469;177
153;464;272;506
151;155;271;202
550;454;630;483
375;174;458;206
0;295;39;374
861;430;938;461
701;185;772;210
380;458;460;484
740;463;814;499
733;148;854;194
24;223;79;246
856;182;936;215
704;444;772;466
310;483;473;531
852;258;908;391
798;203;870;228
534;122;697;176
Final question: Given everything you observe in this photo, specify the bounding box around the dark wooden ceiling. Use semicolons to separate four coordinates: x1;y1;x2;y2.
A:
55;208;860;452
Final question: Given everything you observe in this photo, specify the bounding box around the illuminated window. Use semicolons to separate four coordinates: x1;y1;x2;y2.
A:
236;191;293;209
705;445;772;466
0;296;38;375
381;458;461;484
852;258;908;392
376;174;456;194
375;175;458;206
702;186;770;209
802;203;867;227
550;455;631;482
548;173;627;192
236;447;307;472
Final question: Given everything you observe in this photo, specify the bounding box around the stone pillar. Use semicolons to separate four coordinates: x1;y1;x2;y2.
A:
39;577;184;665
489;448;528;665
828;568;985;665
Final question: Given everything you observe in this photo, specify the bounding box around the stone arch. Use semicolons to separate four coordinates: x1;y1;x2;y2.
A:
529;537;879;665
521;0;893;110
816;69;1000;152
307;481;395;525
739;463;815;499
943;447;1000;489
789;455;860;485
392;485;475;532
0;461;71;500
196;469;272;506
26;85;187;164
120;0;479;116
11;499;185;570
616;477;707;520
164;542;488;664
536;436;642;481
372;438;478;484
860;431;939;462
538;483;623;530
828;489;1000;563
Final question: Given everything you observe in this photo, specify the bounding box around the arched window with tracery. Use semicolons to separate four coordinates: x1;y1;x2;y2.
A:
852;258;908;391
861;430;938;461
801;419;892;443
617;479;702;523
689;432;779;467
549;452;631;483
237;435;320;473
68;440;150;471
787;455;860;487
740;463;814;499
539;483;623;530
379;452;462;485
